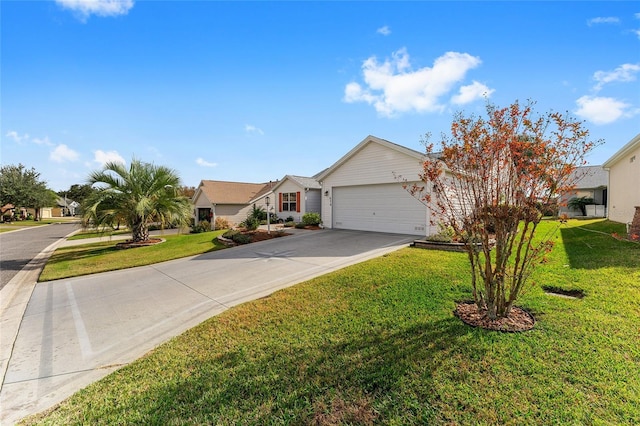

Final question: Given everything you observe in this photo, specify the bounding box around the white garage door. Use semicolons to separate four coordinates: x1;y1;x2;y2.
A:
332;183;427;236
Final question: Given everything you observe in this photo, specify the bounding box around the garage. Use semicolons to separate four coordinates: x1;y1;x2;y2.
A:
318;135;435;237
332;183;427;236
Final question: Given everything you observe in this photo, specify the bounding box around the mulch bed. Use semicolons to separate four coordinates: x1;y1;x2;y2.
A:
454;302;535;332
115;238;164;249
245;230;290;242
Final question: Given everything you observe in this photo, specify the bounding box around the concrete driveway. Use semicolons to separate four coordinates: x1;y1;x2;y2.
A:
0;229;414;424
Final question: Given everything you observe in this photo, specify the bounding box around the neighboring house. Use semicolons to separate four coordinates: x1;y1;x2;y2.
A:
58;197;80;216
558;166;608;218
192;180;277;227
316;135;434;236
603;133;640;225
42;197;80;218
1;204;15;221
269;175;322;222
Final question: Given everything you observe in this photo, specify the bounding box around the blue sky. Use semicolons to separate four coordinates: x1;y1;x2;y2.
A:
2;1;639;192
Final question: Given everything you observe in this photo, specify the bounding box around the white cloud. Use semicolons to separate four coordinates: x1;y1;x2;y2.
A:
55;0;134;20
244;124;264;135
593;63;640;91
451;81;494;105
5;131;29;143
94;150;126;166
50;144;80;163
196;158;217;167
575;95;631;124
32;136;54;146
377;26;391;36
587;16;620;26
344;48;489;116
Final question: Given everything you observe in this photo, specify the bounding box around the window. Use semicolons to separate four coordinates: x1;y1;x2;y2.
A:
281;192;297;212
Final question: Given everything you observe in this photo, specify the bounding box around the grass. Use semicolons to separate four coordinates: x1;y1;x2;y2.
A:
66;229;132;240
23;219;640;424
39;230;227;281
0;219;72;232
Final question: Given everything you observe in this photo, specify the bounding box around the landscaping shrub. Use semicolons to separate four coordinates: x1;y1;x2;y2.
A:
190;220;210;234
214;217;230;231
284;221;295;228
295;222;306;229
242;216;260;231
425;223;456;242
231;233;251;244
222;230;239;239
302;212;321;226
285;216;295;223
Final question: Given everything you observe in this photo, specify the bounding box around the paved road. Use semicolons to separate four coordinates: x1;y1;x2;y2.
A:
0;223;80;291
0;229;415;424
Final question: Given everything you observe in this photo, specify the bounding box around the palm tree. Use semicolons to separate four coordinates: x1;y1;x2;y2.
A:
567;196;595;216
82;160;192;242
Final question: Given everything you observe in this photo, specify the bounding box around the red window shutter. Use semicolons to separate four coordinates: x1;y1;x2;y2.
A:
279;193;282;212
296;191;301;212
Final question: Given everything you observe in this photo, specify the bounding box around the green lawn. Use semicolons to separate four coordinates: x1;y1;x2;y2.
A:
39;230;227;281
23;220;640;425
0;219;71;232
65;229;132;240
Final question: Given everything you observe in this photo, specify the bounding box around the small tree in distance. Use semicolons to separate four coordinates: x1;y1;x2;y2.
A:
405;100;600;323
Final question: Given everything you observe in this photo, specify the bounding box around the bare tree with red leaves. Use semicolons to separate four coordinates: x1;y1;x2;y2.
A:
406;100;601;322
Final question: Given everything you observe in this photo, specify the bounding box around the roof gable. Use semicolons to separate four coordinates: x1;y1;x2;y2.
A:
316;135;424;182
271;175;321;193
603;133;640;168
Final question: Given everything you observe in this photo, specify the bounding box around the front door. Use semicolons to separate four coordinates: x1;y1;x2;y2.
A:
198;208;212;222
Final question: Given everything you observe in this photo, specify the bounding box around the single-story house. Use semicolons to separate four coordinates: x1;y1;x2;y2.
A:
40;197;80;218
558;165;608;218
192;180;276;227
269;175;322;222
603;133;640;225
1;204;16;221
316;135;434;236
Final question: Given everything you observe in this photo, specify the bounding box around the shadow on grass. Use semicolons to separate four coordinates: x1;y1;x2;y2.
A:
97;317;481;424
52;245;117;262
559;221;640;270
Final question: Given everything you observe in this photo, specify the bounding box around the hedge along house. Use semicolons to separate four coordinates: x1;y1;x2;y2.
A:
192;180;276;227
603;133;640;227
270;175;322;222
316;135;436;237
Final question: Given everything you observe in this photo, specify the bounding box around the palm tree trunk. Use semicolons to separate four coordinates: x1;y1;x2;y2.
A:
132;222;149;242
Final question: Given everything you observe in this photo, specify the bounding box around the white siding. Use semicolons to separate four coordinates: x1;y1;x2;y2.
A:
333;184;427;235
608;143;640;224
321;141;431;235
193;191;212;210
276;180;304;222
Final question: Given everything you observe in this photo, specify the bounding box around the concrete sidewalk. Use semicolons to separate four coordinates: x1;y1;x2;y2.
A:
0;229;414;424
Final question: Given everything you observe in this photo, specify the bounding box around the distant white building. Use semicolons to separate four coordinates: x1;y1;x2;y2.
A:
558;166;608;218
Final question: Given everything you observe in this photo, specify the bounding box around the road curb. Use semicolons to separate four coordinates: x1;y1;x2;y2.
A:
0;228;78;393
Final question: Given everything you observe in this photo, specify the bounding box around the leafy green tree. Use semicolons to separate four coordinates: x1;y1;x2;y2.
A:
82;160;192;242
0;163;55;219
58;184;95;205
